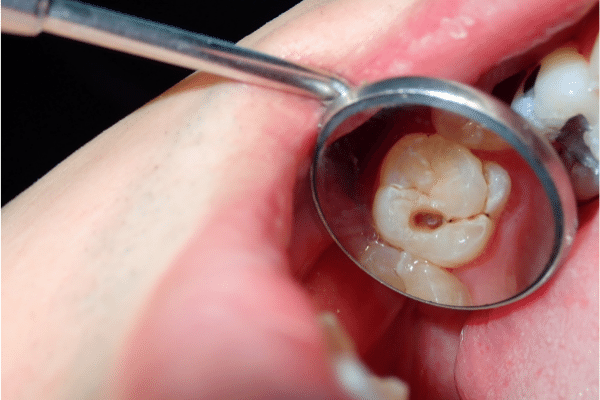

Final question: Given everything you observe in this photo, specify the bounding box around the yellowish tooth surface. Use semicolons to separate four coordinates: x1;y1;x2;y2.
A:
373;134;503;267
373;186;492;267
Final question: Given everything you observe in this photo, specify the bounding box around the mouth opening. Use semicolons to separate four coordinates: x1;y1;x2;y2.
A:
313;5;597;310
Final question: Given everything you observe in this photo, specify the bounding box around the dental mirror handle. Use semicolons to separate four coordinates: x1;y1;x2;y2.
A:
1;0;350;101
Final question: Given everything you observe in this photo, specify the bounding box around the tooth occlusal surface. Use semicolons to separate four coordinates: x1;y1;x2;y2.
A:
373;133;504;268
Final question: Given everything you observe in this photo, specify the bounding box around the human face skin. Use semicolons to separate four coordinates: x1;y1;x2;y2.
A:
2;0;598;399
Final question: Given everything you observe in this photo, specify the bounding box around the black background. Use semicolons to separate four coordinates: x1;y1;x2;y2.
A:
2;1;302;205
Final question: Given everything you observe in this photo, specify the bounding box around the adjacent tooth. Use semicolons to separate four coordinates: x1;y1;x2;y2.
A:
373;134;503;267
511;34;599;161
483;161;511;217
533;47;598;128
431;109;511;150
319;313;410;400
359;244;472;305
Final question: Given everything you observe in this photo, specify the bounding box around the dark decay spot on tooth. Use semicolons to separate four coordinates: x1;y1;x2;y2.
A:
523;65;541;93
411;211;444;230
491;70;527;104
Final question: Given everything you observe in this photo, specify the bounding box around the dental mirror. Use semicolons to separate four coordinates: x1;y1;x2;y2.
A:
2;0;582;309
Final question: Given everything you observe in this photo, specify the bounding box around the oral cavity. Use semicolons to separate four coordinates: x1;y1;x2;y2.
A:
511;33;599;161
366;133;511;306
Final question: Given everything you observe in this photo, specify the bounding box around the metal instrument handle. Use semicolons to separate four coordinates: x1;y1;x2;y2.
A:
1;0;350;101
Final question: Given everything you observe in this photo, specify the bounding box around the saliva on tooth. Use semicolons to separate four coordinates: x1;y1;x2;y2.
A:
366;131;511;307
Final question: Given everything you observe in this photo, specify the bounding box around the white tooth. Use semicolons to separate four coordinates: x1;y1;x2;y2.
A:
533;47;598;128
394;250;472;306
483;161;511;217
360;242;407;291
431;108;512;150
359;244;472;306
511;89;553;134
587;34;599;160
373;134;505;267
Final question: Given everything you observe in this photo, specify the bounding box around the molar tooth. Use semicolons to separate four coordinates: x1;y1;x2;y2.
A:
373;185;492;267
359;244;472;306
394;250;472;306
373;134;505;267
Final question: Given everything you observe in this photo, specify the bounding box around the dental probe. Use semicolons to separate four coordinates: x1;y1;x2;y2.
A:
2;0;580;309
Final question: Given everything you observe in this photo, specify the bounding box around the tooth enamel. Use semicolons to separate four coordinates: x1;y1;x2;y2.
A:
512;36;600;161
534;47;598;128
359;244;472;306
431;109;512;150
483;161;511;217
373;133;502;267
394;250;472;306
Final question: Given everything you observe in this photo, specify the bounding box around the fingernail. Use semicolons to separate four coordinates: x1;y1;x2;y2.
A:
319;312;409;400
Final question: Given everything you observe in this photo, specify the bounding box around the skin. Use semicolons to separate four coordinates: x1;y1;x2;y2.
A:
2;0;598;398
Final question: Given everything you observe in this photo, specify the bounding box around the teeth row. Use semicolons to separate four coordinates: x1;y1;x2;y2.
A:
511;34;599;160
368;133;510;305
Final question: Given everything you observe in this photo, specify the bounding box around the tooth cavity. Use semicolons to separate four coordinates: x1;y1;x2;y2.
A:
431;109;511;150
511;34;600;161
373;134;500;267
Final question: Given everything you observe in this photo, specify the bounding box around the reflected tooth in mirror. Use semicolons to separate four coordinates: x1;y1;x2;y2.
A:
373;134;507;267
360;242;407;292
394;250;472;306
431;109;511;150
359;243;472;306
483;161;511;217
373;186;492;267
